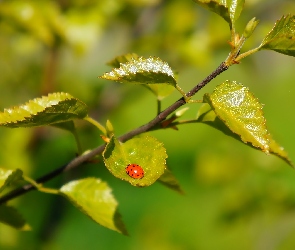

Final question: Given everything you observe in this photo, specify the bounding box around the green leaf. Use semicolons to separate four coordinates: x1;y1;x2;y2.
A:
103;135;167;187
145;84;175;101
258;15;295;57
0;92;88;128
161;107;190;129
204;81;270;152
158;168;183;194
60;178;127;234
52;121;82;154
243;17;259;39
0;205;31;230
197;103;292;166
268;139;293;166
106;53;175;100
106;120;114;137
0;168;23;193
107;53;140;68
100;56;177;87
51;121;76;132
193;0;245;27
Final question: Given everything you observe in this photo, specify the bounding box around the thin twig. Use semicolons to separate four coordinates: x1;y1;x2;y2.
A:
0;62;229;205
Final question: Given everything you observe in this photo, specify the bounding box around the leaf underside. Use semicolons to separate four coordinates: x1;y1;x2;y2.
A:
193;0;245;27
158;168;183;194
0;92;88;128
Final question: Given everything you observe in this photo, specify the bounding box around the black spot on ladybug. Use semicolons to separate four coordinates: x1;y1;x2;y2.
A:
125;163;144;179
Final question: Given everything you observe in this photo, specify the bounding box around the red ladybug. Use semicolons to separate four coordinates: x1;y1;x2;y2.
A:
125;164;144;179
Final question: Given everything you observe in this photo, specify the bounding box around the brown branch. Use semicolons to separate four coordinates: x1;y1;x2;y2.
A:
0;62;228;205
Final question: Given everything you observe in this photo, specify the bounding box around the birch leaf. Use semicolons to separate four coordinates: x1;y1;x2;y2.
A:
60;178;127;234
259;15;295;57
100;56;177;87
0;205;31;231
0;93;88;128
203;81;270;152
103;135;167;187
193;0;245;27
197;102;292;166
0;168;23;193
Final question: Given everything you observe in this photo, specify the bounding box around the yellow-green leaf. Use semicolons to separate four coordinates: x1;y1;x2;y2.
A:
268;139;292;166
193;0;245;27
100;56;177;87
0;168;23;193
259;15;295;57
107;53;140;68
105;54;176;100
0;92;88;128
204;81;270;152
105;120;114;137
103;135;167;187
197;103;292;166
0;205;31;231
145;84;175;101
60;178;127;234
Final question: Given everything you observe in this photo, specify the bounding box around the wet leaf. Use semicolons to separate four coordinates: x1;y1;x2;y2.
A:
103;135;167;187
0;205;31;230
196;103;292;166
100;56;177;87
259;15;295;57
60;178;127;234
105;54;176;99
204;81;270;152
0;168;23;193
193;0;245;27
0;93;88;128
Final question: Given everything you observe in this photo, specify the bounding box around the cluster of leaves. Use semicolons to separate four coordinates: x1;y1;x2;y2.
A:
0;0;295;234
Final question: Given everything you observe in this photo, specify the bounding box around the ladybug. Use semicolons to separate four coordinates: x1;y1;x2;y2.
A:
125;164;144;179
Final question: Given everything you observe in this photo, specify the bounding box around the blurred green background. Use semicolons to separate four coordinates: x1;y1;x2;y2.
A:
1;0;295;249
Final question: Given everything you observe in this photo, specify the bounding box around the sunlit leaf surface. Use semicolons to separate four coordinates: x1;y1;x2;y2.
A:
106;53;176;100
60;178;127;234
0;93;88;128
204;81;270;152
259;15;295;57
197;103;292;166
103;135;167;187
100;56;177;87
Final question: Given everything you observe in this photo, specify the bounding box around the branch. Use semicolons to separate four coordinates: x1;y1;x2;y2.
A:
0;62;228;205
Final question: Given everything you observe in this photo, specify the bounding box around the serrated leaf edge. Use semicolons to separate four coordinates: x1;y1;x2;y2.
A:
100;56;176;82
